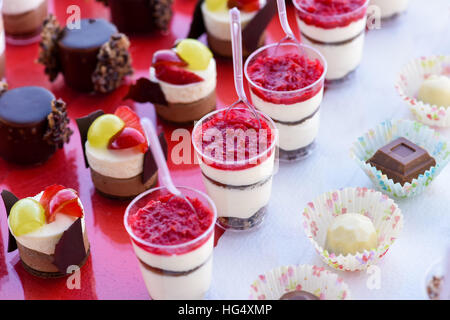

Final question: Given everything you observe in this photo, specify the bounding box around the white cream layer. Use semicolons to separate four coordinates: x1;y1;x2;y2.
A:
198;151;275;186
203;175;273;219
297;16;366;43
250;87;323;122
12;193;86;255
150;58;217;104
196;152;275;219
370;0;409;18
132;234;214;272
302;32;365;80
201;0;266;41
139;256;212;300
2;0;45;15
250;88;322;150
85;141;144;179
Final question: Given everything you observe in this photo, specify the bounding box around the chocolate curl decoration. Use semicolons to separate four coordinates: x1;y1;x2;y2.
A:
187;0;206;39
53;218;87;275
124;77;168;106
242;0;277;53
1;190;18;252
75;110;105;168
143;132;168;184
187;0;278;53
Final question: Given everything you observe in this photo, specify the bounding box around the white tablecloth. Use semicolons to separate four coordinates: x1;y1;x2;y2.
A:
207;0;450;300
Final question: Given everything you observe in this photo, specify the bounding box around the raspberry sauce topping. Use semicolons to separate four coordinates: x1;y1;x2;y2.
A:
129;194;214;254
295;0;368;29
247;53;324;104
196;109;274;171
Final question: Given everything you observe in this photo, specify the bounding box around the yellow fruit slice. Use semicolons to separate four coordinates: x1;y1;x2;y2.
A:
87;114;125;148
176;39;213;71
9;198;46;236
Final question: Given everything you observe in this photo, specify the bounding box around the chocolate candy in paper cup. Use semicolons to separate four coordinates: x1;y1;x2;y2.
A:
302;187;403;271
395;55;450;127
351;119;450;198
249;265;351;300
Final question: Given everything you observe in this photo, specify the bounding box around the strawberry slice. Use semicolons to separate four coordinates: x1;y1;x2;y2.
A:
114;106;148;153
48;189;84;223
152;49;188;68
40;184;66;215
228;0;260;12
154;64;203;85
108;127;146;150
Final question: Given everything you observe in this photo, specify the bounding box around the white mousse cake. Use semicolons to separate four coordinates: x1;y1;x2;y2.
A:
200;0;267;57
81;106;158;199
193;108;277;230
6;186;89;277
245;44;326;161
125;191;216;300
150;39;217;123
2;0;48;41
294;0;369;81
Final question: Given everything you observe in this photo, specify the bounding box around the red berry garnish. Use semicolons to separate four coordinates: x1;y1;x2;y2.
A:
227;0;260;12
48;189;84;223
154;64;204;85
108;127;146;150
40;184;66;215
152;49;188;68
114;106;148;153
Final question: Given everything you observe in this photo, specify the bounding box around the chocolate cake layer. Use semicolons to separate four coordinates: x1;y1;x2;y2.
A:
2;0;47;38
58;19;117;92
278;141;315;162
90;168;158;199
17;230;90;278
207;32;265;58
218;206;267;231
138;254;212;277
155;90;216;123
0;86;56;165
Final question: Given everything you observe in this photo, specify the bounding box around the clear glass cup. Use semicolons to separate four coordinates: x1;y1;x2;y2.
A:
124;186;217;300
244;43;326;162
2;0;48;45
0;0;5;79
424;258;447;300
192;107;278;231
293;0;369;82
369;0;409;20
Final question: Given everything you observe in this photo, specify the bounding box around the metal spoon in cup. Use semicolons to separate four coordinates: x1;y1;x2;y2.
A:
141;117;196;213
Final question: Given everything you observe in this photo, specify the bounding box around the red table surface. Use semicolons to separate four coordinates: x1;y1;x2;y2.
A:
0;0;297;299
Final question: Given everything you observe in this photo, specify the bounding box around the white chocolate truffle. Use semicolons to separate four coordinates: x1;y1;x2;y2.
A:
325;213;378;256
417;75;450;108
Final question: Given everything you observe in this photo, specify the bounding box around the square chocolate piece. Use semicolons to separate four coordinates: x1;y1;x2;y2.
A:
366;137;436;185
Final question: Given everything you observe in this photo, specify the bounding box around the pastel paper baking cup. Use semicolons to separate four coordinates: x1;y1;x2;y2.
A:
249;265;351;300
302;187;403;271
395;55;450;127
351;119;450;198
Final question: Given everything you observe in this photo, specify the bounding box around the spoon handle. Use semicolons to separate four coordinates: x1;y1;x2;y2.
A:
141;118;179;196
276;0;296;40
230;8;247;103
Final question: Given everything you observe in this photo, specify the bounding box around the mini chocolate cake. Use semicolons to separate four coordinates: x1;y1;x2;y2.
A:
367;137;436;185
38;15;133;93
279;290;319;300
97;0;174;34
0;83;72;165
